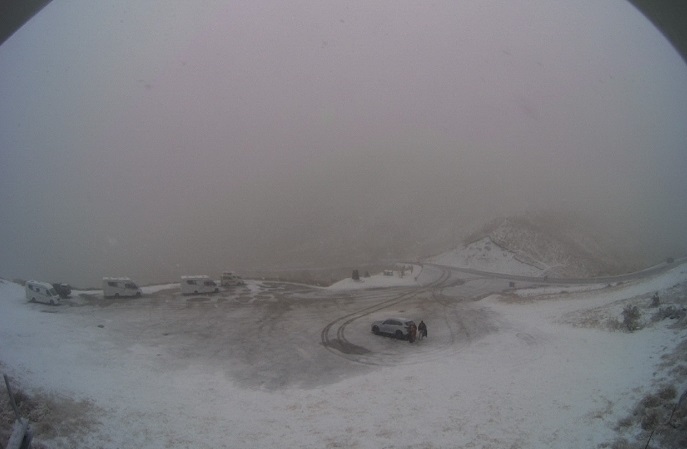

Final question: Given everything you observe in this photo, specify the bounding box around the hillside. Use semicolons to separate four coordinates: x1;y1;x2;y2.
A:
428;213;645;278
426;236;544;276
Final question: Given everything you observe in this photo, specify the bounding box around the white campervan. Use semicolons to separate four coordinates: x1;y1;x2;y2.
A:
25;280;61;305
220;271;244;287
181;275;219;295
102;277;142;298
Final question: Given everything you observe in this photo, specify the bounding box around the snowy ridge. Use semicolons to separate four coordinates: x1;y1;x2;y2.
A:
426;237;543;276
488;217;606;277
430;214;634;277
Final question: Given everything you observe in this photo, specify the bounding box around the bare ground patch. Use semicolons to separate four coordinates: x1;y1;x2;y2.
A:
1;371;102;449
595;340;687;449
603;381;687;449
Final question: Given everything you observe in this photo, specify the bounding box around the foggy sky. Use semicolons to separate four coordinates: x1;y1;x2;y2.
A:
1;1;686;287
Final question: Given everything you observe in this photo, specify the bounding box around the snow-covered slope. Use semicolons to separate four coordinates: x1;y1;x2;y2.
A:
427;214;640;277
426;237;543;276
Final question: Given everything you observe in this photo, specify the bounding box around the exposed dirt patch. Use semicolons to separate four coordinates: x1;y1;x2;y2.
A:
1;371;101;449
606;383;687;449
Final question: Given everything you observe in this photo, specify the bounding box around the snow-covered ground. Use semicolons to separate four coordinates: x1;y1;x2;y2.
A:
426;237;544;276
327;265;421;290
1;262;686;448
71;283;180;299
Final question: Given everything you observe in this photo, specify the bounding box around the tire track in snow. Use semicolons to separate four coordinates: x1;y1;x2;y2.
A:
321;266;471;366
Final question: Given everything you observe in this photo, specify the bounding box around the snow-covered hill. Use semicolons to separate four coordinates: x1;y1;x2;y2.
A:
426;236;543;276
426;214;644;277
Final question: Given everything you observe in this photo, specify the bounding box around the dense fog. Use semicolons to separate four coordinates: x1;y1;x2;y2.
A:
1;1;686;287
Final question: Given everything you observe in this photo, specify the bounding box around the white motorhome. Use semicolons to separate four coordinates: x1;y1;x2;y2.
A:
25;280;61;305
102;277;142;298
221;271;244;287
181;275;219;295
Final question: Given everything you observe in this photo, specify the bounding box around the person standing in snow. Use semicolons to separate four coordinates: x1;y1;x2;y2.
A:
407;323;417;343
418;320;427;340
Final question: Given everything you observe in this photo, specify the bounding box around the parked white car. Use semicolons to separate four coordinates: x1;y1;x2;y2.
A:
371;317;415;339
25;280;61;305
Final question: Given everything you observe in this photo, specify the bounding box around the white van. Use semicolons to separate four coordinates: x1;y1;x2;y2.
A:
25;280;61;305
181;275;219;295
221;271;244;287
102;277;142;298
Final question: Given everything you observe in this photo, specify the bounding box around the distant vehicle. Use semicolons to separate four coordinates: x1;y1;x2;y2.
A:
383;270;394;276
371;317;416;340
221;271;244;287
181;275;219;295
103;277;141;298
26;280;61;305
52;283;72;299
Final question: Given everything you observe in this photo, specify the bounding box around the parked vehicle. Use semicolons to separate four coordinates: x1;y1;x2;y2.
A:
25;280;61;305
220;271;244;287
371;317;416;340
102;277;141;298
52;283;72;299
181;275;219;295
